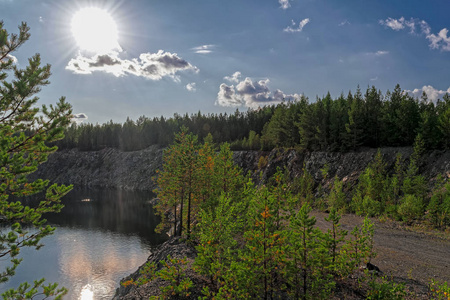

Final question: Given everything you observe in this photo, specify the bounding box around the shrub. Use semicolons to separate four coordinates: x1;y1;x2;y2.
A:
398;194;424;223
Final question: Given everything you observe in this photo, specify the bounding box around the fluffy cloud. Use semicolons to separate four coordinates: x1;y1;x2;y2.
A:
224;71;242;83
66;50;198;80
217;73;301;108
338;20;350;26
191;44;216;54
279;0;291;9
283;18;310;33
427;28;450;51
379;17;450;51
71;113;88;124
406;85;450;102
379;17;406;31
186;82;196;92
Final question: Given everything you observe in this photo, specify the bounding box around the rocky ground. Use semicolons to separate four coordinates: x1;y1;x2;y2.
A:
114;213;450;299
312;212;450;299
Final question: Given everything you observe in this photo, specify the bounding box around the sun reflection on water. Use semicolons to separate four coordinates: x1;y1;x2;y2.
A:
80;284;94;300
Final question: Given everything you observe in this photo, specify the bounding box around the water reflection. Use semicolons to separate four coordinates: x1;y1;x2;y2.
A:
2;188;168;299
80;285;94;300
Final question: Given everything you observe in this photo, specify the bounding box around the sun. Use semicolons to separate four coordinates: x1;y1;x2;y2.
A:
71;7;120;54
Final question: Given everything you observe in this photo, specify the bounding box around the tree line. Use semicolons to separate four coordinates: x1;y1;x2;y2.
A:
56;84;450;152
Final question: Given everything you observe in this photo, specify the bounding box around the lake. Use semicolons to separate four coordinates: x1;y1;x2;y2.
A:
1;189;168;299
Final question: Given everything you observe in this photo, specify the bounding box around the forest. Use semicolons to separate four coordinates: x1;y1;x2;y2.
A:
56;84;450;152
121;128;450;299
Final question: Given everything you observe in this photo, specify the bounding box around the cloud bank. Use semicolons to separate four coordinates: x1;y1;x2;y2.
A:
217;72;301;108
379;17;450;51
66;50;198;80
406;85;450;102
283;18;310;33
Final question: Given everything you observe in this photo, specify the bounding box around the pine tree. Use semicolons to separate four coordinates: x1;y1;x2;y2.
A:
344;87;365;150
0;22;72;298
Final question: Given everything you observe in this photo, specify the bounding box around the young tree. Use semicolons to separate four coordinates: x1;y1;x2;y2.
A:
0;22;72;298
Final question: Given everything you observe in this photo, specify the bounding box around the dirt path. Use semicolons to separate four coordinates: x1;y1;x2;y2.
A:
312;212;450;296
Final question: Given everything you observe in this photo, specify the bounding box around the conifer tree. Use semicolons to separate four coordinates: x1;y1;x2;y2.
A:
345;87;365;150
0;22;72;298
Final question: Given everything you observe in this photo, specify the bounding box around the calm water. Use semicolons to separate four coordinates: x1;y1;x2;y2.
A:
1;189;167;299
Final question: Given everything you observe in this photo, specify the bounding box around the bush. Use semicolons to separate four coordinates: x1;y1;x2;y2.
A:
427;181;450;229
398;194;424;223
366;273;407;300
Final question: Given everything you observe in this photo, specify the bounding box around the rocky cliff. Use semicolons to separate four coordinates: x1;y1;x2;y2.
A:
33;146;450;191
31;145;164;191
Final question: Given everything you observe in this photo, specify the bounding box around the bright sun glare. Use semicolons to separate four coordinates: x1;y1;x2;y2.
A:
80;284;94;300
71;7;120;54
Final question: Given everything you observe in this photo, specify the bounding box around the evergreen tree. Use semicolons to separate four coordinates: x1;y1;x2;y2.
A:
345;87;365;150
437;94;450;149
0;22;72;298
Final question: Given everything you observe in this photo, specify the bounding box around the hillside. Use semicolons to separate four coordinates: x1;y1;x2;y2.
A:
33;146;450;192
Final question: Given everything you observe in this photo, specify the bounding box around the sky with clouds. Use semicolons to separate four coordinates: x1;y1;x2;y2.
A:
1;0;450;124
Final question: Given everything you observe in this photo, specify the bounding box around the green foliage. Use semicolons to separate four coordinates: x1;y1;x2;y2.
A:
1;279;68;300
122;256;193;300
155;130;243;239
292;163;315;206
427;177;450;228
323;208;348;275
365;273;408;300
52;82;449;152
397;194;424;223
429;279;450;300
0;22;73;298
327;176;347;211
288;204;334;299
194;175;377;299
351;151;387;216
345;217;376;272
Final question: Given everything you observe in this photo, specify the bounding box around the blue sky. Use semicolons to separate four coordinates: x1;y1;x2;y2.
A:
2;0;450;124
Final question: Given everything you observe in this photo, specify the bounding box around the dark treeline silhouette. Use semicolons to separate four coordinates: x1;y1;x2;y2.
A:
56;84;450;152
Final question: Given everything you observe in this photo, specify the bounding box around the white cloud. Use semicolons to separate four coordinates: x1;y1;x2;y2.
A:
224;71;242;83
365;50;389;57
39;16;44;23
217;84;242;107
217;73;301;108
283;18;310;33
370;76;378;81
380;17;450;51
5;54;17;63
186;82;196;92
191;44;216;54
71;113;88;124
338;20;350;26
66;50;198;80
279;0;291;9
379;17;405;31
427;28;450;51
406;85;450;102
375;50;389;56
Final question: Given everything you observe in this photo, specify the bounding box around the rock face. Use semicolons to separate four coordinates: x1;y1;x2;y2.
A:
113;237;202;299
33;146;450;191
235;147;450;191
31;145;164;191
